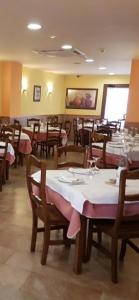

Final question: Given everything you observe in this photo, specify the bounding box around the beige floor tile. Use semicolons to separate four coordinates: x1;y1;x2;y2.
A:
0;155;139;299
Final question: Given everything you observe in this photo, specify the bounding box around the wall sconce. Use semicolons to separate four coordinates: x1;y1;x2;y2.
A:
21;77;28;94
47;81;53;95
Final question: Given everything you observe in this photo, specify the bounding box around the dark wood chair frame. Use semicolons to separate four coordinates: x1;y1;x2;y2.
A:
55;145;88;169
26;154;70;265
86;169;139;283
0;137;8;191
27;118;40;127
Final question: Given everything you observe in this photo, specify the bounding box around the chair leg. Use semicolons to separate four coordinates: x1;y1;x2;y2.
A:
30;215;38;252
119;239;127;261
63;226;71;248
41;223;50;265
111;238;118;283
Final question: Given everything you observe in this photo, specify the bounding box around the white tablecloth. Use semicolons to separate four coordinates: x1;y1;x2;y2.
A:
32;169;139;214
0;142;14;156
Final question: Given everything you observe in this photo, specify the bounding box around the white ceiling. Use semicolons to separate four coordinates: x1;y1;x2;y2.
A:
0;0;139;75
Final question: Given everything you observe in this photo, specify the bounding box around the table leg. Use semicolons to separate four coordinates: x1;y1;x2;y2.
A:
73;215;87;274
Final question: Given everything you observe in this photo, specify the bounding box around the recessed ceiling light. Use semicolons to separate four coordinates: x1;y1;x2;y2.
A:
85;58;94;63
61;44;72;50
27;23;42;30
49;35;56;39
108;72;115;75
98;66;106;70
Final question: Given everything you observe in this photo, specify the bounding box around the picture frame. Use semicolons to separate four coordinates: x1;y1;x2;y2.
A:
33;85;41;102
65;88;98;109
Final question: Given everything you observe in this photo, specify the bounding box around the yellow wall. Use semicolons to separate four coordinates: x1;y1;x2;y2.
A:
21;68;65;116
64;75;129;115
126;59;139;122
0;62;130;118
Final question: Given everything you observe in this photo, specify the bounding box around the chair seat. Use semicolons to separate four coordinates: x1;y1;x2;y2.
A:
94;219;139;238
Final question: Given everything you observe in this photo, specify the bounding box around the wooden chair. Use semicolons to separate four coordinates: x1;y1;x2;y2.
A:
89;131;110;168
55;145;88;169
27;118;40;127
14;119;20;126
31;123;41;155
73;118;80;145
10;124;22;166
107;121;121;133
96;125;112;139
86;169;139;283
64;120;71;140
82;119;94;131
26;154;69;265
0;137;8;191
42;122;62;157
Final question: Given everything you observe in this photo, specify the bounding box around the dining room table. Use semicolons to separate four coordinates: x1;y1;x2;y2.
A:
32;168;139;274
0;141;15;165
91;132;139;169
23;125;68;146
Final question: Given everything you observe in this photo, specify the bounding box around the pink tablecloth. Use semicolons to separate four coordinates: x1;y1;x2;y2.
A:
92;148;139;169
23;127;67;146
6;152;15;165
0;142;15;165
18;140;32;154
46;186;139;239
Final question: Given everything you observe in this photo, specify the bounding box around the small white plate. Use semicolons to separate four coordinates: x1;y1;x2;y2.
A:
68;168;90;175
58;176;84;184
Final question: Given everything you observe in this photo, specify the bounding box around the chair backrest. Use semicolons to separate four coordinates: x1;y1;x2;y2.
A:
27;118;40;127
82;119;94;132
26;154;48;213
113;169;139;233
64;120;71;138
47;122;62;145
0;138;8;160
107;121;121;132
14;119;20;126
47;116;58;127
55;145;88;169
79;128;91;147
89;132;110;168
96;125;112;139
1;125;15;145
9;124;22;151
31;123;40;144
73;118;78;132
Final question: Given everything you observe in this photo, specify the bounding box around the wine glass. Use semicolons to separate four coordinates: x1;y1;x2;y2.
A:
92;156;100;172
87;159;95;175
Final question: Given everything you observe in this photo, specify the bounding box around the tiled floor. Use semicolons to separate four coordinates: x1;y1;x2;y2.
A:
0;156;139;299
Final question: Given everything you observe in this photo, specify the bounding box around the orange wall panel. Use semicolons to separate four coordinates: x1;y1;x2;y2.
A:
127;59;139;122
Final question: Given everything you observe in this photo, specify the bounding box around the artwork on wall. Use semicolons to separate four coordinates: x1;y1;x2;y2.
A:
65;88;98;109
33;85;41;102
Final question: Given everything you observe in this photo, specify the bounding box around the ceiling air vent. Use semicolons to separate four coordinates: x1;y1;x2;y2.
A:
33;48;86;58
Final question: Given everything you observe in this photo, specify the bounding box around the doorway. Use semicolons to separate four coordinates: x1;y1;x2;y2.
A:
101;84;129;121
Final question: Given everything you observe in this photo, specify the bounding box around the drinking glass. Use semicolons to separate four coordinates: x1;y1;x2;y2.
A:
92;156;100;172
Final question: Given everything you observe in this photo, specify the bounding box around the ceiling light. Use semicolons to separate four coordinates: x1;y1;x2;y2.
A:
49;35;56;39
85;58;94;63
27;23;42;30
109;72;115;75
98;66;106;70
61;44;72;50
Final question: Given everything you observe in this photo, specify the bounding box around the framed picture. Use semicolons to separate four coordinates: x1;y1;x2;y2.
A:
65;88;98;109
33;85;41;102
